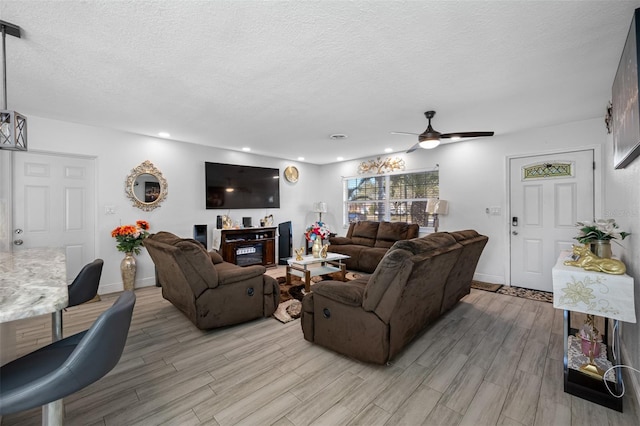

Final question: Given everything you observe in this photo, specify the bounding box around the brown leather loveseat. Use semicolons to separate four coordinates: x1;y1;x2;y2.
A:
144;231;279;330
328;221;420;273
301;230;488;364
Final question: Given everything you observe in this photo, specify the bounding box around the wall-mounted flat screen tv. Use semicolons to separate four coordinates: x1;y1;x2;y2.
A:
205;162;280;209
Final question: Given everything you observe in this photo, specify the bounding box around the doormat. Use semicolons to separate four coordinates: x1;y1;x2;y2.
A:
496;285;554;303
471;280;502;292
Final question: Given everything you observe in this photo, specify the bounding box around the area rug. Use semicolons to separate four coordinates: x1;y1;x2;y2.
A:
277;271;362;302
496;285;554;303
273;271;362;323
273;299;303;323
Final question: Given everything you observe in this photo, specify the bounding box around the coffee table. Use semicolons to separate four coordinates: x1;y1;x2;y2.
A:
286;253;350;292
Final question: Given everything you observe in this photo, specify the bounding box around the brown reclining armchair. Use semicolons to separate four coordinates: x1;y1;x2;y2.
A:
144;232;279;330
301;230;488;364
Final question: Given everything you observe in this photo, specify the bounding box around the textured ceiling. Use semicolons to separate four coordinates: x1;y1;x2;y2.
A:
1;1;639;164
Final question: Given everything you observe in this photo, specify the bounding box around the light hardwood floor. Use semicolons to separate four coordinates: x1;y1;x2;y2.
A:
3;270;639;426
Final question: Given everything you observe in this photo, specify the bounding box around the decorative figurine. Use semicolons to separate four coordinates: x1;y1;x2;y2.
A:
294;247;305;261
563;244;626;275
320;243;329;258
222;215;233;230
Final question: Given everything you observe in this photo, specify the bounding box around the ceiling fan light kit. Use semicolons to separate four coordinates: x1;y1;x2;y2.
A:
0;20;27;151
418;139;441;149
393;110;494;153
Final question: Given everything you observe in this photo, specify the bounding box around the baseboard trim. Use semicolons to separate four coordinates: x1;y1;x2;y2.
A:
98;277;157;295
620;339;640;410
473;272;504;284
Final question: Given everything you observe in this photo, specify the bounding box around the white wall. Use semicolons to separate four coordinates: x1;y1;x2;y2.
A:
26;116;322;294
320;117;607;284
602;130;640;406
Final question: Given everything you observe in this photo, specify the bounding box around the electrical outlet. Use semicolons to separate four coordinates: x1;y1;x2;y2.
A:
490;207;501;216
105;205;116;215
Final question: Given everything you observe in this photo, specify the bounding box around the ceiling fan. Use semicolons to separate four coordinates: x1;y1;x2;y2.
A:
392;111;494;153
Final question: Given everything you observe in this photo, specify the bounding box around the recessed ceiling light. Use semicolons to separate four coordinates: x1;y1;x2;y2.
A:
297;157;305;161
158;132;170;138
242;147;251;152
336;156;344;161
384;148;393;153
330;134;348;140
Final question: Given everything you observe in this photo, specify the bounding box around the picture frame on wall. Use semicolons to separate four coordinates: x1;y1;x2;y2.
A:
612;8;640;169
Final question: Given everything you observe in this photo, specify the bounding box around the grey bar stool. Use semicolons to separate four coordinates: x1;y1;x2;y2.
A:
68;258;103;307
0;291;136;417
57;258;104;339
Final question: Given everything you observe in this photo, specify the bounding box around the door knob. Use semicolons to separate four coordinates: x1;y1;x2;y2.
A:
512;231;518;235
13;239;24;245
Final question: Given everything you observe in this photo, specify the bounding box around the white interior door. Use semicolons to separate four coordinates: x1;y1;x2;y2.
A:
509;150;594;292
12;152;96;282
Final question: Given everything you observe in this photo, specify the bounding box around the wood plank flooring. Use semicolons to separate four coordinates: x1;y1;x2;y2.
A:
2;269;639;425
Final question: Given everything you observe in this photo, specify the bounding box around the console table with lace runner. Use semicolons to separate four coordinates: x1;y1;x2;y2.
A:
552;250;635;412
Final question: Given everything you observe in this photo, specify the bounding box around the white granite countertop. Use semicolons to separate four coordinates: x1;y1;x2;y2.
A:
0;248;68;323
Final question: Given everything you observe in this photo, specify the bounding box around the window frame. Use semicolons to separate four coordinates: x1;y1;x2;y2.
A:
342;167;439;231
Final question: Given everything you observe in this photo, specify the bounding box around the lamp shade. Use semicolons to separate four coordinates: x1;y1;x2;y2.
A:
0;110;27;150
313;202;327;213
434;200;449;215
426;199;449;215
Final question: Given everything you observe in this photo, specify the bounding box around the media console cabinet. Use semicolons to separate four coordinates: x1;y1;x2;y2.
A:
219;227;277;268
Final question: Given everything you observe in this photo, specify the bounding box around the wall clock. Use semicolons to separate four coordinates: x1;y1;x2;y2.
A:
284;166;299;183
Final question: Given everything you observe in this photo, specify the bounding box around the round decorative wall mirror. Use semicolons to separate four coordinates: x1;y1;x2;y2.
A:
125;160;168;211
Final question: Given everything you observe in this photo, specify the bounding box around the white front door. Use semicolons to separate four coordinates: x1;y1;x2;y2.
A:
509;150;594;292
12;152;96;282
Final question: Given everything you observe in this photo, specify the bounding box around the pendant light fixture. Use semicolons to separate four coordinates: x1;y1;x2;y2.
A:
0;20;27;151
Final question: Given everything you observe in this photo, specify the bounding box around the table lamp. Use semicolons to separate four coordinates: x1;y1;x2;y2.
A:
313;202;327;222
426;199;448;232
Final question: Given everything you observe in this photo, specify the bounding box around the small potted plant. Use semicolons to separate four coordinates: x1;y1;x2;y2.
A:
574;219;630;258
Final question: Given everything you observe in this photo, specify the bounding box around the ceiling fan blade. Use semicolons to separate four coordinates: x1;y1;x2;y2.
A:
440;131;494;139
391;131;420;136
406;143;421;153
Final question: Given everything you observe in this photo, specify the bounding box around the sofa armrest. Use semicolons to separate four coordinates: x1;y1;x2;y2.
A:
312;281;365;306
329;236;353;245
216;264;266;286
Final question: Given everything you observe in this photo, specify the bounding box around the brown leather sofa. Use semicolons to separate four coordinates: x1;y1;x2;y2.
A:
328;221;420;273
144;232;279;330
301;230;488;364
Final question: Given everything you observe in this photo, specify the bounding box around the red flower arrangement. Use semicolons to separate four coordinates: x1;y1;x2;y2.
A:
304;221;331;242
111;220;150;255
